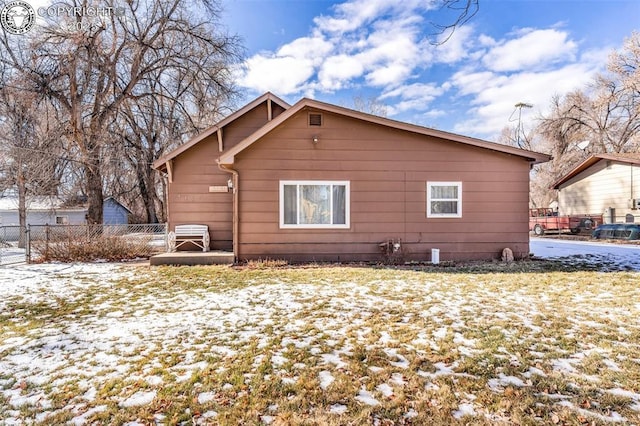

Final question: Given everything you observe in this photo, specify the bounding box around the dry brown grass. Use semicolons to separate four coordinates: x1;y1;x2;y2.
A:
1;263;639;425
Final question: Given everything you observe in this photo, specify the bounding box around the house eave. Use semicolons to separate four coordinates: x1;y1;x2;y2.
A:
552;154;640;189
219;98;551;166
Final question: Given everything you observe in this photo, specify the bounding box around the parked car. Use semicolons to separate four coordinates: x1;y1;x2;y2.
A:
592;223;640;240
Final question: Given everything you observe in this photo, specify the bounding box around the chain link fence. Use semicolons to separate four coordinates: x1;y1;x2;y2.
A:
28;223;168;263
0;224;167;265
0;226;28;265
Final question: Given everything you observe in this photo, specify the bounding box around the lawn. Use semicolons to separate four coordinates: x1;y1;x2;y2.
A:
1;261;639;425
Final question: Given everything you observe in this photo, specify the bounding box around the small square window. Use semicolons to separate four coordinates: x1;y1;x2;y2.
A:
55;216;69;225
427;182;462;218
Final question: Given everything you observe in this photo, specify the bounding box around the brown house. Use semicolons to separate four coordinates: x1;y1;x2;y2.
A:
153;93;550;262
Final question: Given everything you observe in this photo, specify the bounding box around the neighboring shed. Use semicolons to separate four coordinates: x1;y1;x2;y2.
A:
103;197;131;225
552;154;640;224
154;93;550;262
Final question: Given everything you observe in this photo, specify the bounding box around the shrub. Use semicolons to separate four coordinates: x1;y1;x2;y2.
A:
31;232;155;262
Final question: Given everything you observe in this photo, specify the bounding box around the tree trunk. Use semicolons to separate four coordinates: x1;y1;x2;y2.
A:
17;164;26;248
137;166;158;223
85;158;104;224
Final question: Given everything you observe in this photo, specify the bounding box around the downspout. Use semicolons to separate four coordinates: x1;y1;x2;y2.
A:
632;164;638;215
218;161;239;262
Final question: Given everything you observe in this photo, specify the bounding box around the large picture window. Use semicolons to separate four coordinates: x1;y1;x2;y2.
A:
427;182;462;218
280;181;350;228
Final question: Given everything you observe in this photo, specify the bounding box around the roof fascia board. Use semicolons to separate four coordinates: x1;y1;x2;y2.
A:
552;154;640;189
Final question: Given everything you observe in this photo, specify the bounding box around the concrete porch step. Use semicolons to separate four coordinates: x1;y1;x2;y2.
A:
150;251;234;266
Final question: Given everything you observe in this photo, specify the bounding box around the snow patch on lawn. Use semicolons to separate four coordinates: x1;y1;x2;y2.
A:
329;403;347;414
453;402;476;419
355;388;379;406
376;383;394;398
119;390;156;408
318;370;334;390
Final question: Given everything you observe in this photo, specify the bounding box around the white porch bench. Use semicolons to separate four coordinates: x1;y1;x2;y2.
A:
168;224;210;252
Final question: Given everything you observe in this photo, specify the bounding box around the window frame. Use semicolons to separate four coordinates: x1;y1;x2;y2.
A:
279;180;350;229
426;181;462;218
55;215;69;225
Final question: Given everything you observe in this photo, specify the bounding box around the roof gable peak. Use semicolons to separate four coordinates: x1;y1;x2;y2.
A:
152;92;290;170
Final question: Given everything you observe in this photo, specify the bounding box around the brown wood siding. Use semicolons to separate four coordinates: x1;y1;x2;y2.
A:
167;100;283;250
234;108;531;262
167;139;233;250
222;102;286;151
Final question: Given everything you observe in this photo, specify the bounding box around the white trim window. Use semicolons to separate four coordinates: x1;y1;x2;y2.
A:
280;181;350;228
427;182;462;218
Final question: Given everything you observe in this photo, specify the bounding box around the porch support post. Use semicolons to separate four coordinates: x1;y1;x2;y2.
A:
166;160;173;184
217;128;223;152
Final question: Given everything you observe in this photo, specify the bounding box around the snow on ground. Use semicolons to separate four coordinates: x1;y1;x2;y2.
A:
530;237;640;271
0;246;26;266
1;261;639;423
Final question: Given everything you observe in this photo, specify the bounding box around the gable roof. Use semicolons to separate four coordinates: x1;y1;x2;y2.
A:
152;92;290;170
552;153;640;189
218;97;551;166
104;197;133;214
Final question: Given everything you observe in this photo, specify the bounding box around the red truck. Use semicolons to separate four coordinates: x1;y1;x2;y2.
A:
529;208;603;236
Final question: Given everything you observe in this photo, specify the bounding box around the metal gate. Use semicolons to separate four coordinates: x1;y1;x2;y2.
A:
0;226;27;266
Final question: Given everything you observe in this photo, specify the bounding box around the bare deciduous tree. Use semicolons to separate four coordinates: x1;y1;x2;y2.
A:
531;32;640;208
0;86;67;246
431;0;479;44
1;0;242;224
352;95;388;117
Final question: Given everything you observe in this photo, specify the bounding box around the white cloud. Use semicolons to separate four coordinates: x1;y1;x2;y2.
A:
452;60;602;137
381;82;443;100
482;29;578;72
434;25;474;64
277;36;333;62
381;82;445;115
450;70;504;96
313;0;434;34
424;109;447;118
365;64;412;87
238;36;333;94
477;34;496;47
238;0;439;96
380;83;445;118
239;55;315;95
318;55;364;90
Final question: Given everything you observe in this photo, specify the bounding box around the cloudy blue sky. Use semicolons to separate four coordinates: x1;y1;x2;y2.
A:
222;0;639;141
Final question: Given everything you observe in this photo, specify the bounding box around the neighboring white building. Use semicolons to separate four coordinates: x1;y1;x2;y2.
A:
0;196;131;226
0;196;86;226
553;154;640;224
